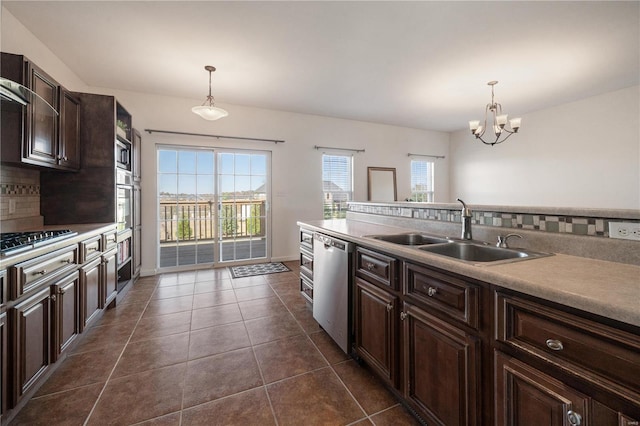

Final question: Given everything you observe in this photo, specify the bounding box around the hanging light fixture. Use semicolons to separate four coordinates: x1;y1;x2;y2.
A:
468;81;521;146
192;65;228;120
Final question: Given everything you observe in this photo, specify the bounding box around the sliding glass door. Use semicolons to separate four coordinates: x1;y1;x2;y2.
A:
157;146;270;269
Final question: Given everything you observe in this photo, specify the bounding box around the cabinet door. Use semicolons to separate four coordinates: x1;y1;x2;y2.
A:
11;286;52;404
58;89;80;170
495;351;589;426
80;258;102;331
0;311;6;419
24;63;58;166
403;302;480;426
103;249;118;307
354;277;399;388
51;271;80;361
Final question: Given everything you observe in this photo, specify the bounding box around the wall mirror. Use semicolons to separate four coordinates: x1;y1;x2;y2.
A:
368;167;397;201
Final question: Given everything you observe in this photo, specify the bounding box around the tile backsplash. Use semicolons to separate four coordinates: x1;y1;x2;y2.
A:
347;202;639;238
0;165;41;223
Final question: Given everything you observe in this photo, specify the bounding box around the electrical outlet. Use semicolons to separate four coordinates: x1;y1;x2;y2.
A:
608;222;640;241
8;199;16;214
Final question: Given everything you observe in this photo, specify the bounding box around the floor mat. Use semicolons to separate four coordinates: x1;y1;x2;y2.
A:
229;262;291;278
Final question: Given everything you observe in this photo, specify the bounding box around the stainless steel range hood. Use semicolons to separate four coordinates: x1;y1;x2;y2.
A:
0;77;58;116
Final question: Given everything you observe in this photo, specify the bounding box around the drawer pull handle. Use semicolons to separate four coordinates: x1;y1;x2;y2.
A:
427;287;437;297
400;311;407;321
88;247;98;252
365;262;375;271
386;303;393;312
567;410;582;426
61;259;72;264
33;269;47;276
546;339;564;351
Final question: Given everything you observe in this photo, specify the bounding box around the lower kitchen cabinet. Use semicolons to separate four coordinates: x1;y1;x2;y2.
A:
354;277;399;387
0;311;6;420
10;286;52;406
80;257;102;330
402;301;480;426
494;351;589;426
103;248;117;307
51;271;80;361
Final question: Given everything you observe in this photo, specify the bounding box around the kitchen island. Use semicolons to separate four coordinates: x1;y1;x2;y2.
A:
298;218;640;426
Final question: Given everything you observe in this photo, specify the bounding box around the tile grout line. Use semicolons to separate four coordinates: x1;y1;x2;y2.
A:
82;280;160;426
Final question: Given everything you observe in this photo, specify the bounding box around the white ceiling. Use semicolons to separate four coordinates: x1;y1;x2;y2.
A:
3;1;639;132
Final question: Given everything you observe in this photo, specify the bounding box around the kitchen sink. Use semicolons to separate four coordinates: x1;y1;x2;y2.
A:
367;233;454;246
417;242;543;263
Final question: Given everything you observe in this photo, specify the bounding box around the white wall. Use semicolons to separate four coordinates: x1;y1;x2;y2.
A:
449;85;640;210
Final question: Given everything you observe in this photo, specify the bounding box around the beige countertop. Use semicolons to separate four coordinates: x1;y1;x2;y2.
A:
298;219;640;328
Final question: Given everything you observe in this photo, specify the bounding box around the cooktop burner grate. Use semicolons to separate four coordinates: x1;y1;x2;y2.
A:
0;229;78;255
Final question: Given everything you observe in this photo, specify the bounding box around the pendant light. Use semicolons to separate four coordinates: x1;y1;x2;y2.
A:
192;65;228;120
468;81;521;146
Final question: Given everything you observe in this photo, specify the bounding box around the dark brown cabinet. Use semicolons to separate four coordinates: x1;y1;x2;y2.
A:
58;89;81;170
495;351;589;426
10;286;52;406
402;302;480;426
0;52;80;171
103;249;118;307
0;310;6;422
299;228;314;303
495;291;640;424
354;277;399;387
80;257;102;331
51;271;80;361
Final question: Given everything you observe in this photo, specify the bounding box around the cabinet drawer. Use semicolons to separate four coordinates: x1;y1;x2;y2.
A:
79;235;101;263
300;229;314;252
356;247;398;290
300;275;313;303
496;293;640;398
103;230;118;251
300;251;313;280
11;245;78;299
404;262;478;329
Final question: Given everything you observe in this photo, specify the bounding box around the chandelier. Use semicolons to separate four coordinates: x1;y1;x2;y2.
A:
192;65;229;121
468;81;521;146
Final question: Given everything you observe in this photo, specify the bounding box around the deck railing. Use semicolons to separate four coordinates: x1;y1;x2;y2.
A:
159;200;266;243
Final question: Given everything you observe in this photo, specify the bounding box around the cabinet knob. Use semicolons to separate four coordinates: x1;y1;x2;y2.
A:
400;311;407;321
545;339;564;351
386;303;393;312
58;288;66;294
50;294;57;302
365;262;375;271
61;259;72;264
567;410;582;425
427;287;437;297
33;269;47;276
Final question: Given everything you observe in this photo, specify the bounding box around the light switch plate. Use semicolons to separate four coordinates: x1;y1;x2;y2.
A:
608;222;640;241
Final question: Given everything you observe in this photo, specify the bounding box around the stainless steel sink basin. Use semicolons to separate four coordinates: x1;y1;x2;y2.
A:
367;233;454;246
417;242;542;263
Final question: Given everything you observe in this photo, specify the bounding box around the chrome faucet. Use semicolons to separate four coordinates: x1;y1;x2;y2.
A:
497;233;522;248
457;198;472;240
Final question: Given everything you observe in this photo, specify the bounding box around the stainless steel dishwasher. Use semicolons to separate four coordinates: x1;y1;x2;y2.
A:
312;232;353;353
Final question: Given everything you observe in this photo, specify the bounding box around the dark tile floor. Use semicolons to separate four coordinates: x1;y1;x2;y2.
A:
9;261;420;426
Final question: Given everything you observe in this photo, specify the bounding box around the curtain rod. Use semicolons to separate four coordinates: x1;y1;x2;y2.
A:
144;129;285;144
407;153;446;159
314;145;365;153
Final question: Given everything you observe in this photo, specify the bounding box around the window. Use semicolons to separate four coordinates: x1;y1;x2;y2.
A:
322;154;353;219
410;160;434;202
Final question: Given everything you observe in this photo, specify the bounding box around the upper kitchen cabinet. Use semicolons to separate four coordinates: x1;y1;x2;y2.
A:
0;53;80;171
40;93;131;225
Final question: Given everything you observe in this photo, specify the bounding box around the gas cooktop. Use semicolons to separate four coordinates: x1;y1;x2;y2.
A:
0;229;78;256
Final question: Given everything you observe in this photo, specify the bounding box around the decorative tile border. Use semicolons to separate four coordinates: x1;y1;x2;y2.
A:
0;183;40;196
348;203;637;238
